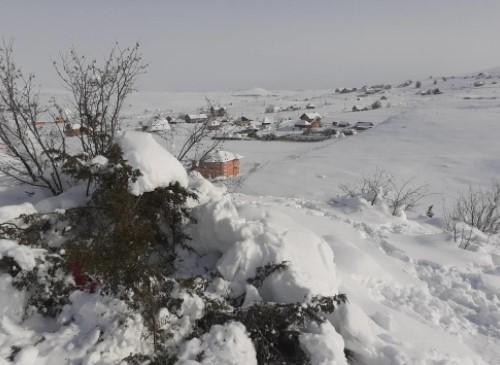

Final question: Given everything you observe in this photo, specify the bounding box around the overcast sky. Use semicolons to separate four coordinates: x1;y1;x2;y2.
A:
1;0;499;91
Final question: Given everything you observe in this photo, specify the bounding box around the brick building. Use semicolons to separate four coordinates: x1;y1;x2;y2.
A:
193;150;242;179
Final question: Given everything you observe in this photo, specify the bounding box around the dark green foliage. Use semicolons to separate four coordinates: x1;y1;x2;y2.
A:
0;251;73;318
247;261;289;288
59;144;197;350
122;353;178;365
193;294;348;365
1;144;198;352
0;212;74;318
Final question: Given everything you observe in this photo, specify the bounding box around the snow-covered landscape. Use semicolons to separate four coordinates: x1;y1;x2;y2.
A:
1;2;500;364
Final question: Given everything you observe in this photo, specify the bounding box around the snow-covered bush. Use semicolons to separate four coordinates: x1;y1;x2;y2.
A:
0;143;198;358
0;42;146;196
371;100;382;110
387;179;429;216
340;169;392;206
339;170;428;216
193;292;348;364
445;183;500;248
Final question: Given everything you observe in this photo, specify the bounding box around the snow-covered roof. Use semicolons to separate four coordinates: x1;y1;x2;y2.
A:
68;123;81;130
204;150;243;163
187;114;208;119
295;120;311;126
301;112;321;120
148;118;170;132
262;117;272;125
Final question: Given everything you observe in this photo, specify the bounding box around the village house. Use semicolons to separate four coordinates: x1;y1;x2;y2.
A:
35;120;47;128
209;106;227;117
185;113;208;123
147;117;170;132
207;120;222;130
64;123;84;137
300;112;322;127
54;115;66;124
193;150;242;179
261;117;272;127
234;116;253;127
294;119;311;129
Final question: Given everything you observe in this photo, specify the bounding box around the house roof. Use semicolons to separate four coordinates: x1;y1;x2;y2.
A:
186;113;208;119
149;118;170;131
295;120;311;126
301;112;321;120
204;150;243;163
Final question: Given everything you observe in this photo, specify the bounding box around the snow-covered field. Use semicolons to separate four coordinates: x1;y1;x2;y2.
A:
1;71;500;364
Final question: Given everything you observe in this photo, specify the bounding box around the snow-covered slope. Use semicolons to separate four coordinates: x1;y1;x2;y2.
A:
1;72;500;364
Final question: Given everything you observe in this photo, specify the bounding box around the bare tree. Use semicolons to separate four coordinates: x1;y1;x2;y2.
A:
388;179;429;216
53;43;147;158
339;169;428;216
445;184;500;243
176;96;228;165
0;42;65;195
176;119;223;165
339;168;392;206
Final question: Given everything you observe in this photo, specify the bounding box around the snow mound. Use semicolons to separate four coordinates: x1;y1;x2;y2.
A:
0;202;36;224
0;291;147;365
118;131;188;195
191;195;339;303
0;239;45;271
300;322;348;365
178;321;257;365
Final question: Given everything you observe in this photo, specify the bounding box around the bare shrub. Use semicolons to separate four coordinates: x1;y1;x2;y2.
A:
0;42;66;195
445;184;500;248
340;170;428;216
176;119;223;165
339;169;392;206
54;43;147;158
388;179;429;216
0;42;146;195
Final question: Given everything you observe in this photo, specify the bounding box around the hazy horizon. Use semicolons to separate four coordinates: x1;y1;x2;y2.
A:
1;0;499;92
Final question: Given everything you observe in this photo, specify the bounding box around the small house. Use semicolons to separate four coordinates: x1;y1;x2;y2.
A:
306;103;316;109
185;114;208;123
300;112;322;127
64;123;84;137
234;116;253;127
261;117;272;127
294;119;311;129
210;106;227;117
353;122;374;131
35;120;47;128
333;121;351;128
207;120;222;130
148;117;171;132
193;150;242;179
54;116;66;124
